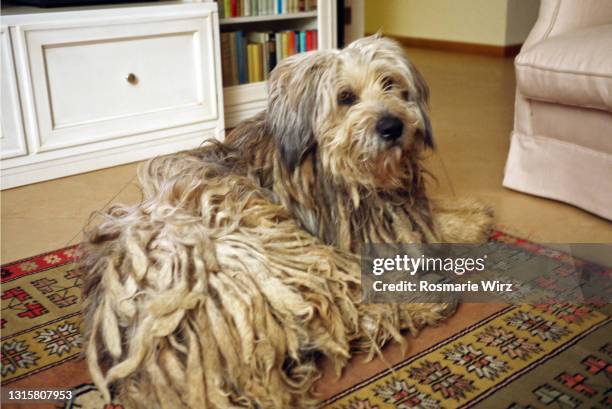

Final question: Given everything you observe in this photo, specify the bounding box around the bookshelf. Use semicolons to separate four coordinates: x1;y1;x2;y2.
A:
218;1;337;127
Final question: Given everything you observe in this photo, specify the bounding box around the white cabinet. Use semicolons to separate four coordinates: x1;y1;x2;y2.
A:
1;0;339;188
1;1;225;189
1;26;28;160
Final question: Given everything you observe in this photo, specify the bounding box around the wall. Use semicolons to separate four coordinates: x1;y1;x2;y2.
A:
505;0;541;45
345;0;365;44
365;0;540;46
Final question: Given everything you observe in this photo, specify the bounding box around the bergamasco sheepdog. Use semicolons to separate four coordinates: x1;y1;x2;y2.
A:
81;35;493;409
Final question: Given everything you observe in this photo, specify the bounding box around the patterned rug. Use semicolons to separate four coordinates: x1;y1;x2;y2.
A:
1;232;610;409
1;246;83;384
322;305;611;408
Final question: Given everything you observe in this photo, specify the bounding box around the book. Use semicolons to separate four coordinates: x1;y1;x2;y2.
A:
299;31;306;53
262;36;270;80
248;43;264;82
229;32;239;85
235;32;247;84
258;0;264;16
268;32;277;74
306;30;313;51
247;44;255;83
216;0;225;18
220;33;232;86
281;32;289;59
276;32;284;62
247;32;268;81
255;43;264;81
288;31;296;55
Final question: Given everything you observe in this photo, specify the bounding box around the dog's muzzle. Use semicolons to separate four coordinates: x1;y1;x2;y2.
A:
375;115;404;141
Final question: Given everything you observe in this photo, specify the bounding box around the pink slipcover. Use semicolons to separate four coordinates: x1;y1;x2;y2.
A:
503;0;612;220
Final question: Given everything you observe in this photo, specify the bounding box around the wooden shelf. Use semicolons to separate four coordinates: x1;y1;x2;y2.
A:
220;11;317;25
224;81;266;90
223;81;268;127
219;1;336;128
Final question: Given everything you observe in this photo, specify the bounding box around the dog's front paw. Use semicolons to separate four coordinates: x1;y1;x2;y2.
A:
432;197;494;243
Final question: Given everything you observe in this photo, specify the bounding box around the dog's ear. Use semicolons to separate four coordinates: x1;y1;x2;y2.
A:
407;61;434;148
266;52;334;172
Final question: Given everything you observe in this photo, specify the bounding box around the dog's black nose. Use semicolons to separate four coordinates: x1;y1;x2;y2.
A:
375;115;404;140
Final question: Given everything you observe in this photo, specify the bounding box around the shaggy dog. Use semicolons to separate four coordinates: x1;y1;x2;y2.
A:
81;35;493;409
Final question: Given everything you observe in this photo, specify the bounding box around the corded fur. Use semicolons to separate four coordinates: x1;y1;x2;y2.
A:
81;35;493;409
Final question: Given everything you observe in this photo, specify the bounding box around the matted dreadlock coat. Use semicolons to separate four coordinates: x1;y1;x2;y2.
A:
81;36;492;409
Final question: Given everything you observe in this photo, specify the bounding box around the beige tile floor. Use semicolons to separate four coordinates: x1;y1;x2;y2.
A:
1;48;610;263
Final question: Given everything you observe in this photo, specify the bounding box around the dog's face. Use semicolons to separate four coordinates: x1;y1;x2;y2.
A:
266;35;433;190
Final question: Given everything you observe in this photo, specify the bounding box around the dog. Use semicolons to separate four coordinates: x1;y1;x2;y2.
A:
81;35;493;409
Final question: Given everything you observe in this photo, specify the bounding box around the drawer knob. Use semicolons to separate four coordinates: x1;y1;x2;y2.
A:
126;73;138;85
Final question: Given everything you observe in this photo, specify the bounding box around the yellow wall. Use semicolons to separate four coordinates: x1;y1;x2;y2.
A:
505;0;540;45
365;0;539;46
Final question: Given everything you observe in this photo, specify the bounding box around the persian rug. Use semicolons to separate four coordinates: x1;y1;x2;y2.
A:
1;232;610;409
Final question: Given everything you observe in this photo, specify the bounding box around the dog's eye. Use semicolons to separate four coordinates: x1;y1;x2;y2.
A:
338;90;358;106
402;90;410;101
382;76;396;91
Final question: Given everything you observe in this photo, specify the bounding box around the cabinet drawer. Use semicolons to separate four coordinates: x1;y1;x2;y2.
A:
15;12;219;152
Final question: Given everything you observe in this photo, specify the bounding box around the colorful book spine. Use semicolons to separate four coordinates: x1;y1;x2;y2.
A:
276;32;284;63
261;38;269;80
247;44;256;83
220;33;231;85
235;32;247;84
258;0;264;16
299;31;306;53
229;32;239;85
287;31;295;55
283;32;290;57
256;43;264;81
216;0;225;18
268;32;277;73
305;30;312;51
